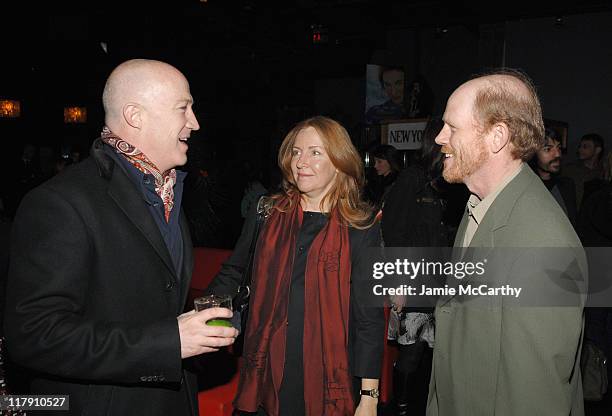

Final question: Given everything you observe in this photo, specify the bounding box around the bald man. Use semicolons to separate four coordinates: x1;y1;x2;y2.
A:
4;59;238;415
427;70;586;415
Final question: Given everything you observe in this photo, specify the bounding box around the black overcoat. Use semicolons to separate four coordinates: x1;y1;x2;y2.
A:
4;139;198;415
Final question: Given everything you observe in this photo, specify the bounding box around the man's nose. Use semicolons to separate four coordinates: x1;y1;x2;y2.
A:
187;109;200;131
436;124;451;145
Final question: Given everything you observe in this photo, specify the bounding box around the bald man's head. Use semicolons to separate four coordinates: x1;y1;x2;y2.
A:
102;59;186;128
100;59;200;172
467;69;545;161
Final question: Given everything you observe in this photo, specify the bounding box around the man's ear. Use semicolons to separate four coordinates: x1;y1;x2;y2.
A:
123;103;142;129
490;122;511;154
595;145;602;157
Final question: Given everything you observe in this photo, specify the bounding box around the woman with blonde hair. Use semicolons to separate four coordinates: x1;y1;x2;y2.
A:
207;116;384;415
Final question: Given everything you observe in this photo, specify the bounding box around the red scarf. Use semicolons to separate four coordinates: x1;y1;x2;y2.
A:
100;127;177;222
235;193;354;415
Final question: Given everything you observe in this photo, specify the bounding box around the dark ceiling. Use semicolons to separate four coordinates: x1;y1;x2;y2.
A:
5;0;612;69
4;1;611;79
1;0;611;153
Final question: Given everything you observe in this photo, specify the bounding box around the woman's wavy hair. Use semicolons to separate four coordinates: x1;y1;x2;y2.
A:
269;116;374;229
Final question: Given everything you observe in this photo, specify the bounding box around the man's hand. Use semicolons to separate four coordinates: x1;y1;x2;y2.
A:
178;308;239;359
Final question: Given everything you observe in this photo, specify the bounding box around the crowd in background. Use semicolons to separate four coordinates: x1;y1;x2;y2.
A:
1;128;608;244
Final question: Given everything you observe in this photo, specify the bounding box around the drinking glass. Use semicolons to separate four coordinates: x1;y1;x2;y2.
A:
194;295;233;327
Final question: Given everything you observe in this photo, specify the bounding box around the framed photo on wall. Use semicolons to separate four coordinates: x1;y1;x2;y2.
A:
544;118;569;153
365;64;410;125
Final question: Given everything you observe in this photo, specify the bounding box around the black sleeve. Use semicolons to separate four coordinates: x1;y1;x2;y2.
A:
350;222;386;378
585;307;609;349
205;201;260;296
560;176;578;227
382;168;421;247
3;187;182;383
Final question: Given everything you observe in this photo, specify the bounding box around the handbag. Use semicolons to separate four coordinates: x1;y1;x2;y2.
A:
581;340;608;401
233;196;267;334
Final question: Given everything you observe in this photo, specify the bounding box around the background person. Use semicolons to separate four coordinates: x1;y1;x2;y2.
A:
365;144;402;210
579;151;612;416
382;116;449;416
530;127;578;225
565;133;606;208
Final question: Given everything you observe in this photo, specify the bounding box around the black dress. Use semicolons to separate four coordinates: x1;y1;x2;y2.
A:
207;207;385;415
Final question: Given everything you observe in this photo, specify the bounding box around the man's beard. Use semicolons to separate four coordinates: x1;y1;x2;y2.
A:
538;158;561;175
441;136;489;183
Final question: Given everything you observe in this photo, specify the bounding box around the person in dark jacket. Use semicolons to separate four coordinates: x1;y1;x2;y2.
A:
381;118;449;248
578;152;612;414
365;144;402;210
3;59;238;416
381;117;452;415
529;127;578;226
207;116;384;416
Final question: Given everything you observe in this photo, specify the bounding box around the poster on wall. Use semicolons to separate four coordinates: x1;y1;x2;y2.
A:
381;119;428;150
365;64;434;126
365;64;409;125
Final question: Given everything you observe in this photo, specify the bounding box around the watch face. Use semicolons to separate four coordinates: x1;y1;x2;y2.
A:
361;388;380;398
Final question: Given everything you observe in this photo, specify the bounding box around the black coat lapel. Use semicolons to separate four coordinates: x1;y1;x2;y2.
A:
107;161;178;282
179;211;194;309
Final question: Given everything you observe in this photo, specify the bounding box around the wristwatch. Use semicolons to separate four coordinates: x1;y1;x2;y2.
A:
360;388;380;399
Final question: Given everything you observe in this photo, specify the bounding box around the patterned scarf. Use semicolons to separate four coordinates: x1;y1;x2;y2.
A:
100;127;177;222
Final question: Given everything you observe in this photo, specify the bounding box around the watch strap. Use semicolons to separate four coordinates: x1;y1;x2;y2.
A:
360;388;380;398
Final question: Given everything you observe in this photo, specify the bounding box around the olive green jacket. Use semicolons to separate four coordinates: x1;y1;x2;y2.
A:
427;165;587;416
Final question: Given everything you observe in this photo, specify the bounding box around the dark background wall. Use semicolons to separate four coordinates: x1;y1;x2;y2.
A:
2;4;611;190
314;11;612;161
506;12;612;160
